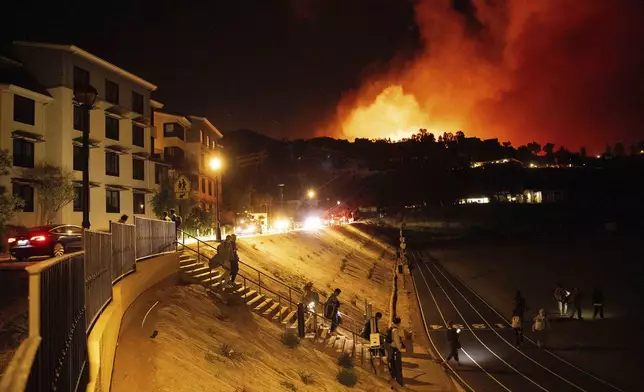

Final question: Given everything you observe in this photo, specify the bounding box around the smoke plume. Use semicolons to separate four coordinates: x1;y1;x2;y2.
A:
330;0;644;152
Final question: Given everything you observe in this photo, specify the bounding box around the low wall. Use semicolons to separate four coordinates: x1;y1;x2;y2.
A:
85;252;179;392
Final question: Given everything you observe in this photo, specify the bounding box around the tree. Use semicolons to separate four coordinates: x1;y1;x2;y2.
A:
580;146;587;158
183;203;215;234
150;174;176;218
543;143;555;157
0;150;24;229
604;144;612;157
613;142;625;157
526;142;541;156
502;141;512;148
21;162;75;225
455;130;465;141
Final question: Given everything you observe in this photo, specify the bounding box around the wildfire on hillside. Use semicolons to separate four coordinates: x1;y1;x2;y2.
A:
325;0;644;150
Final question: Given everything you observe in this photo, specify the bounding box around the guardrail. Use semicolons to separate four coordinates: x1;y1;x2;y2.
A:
135;216;175;260
109;222;136;283
83;230;113;332
25;252;89;392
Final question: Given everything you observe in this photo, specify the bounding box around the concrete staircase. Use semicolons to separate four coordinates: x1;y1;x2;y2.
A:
179;252;386;372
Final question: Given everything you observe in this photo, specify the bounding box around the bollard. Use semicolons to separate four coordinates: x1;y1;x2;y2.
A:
297;303;306;337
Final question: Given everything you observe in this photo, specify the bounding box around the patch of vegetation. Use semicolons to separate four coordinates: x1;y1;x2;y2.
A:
337;352;355;368
280;381;298;391
299;256;305;261
251;243;258;250
220;343;243;361
234;387;250;392
367;264;375;280
281;331;300;348
340;258;348;272
337;368;358;387
297;369;315;385
215;313;229;322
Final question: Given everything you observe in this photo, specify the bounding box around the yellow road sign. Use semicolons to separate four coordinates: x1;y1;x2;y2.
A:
174;175;191;199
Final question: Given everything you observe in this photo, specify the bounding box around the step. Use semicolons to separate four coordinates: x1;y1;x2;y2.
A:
317;326;330;344
235;285;249;295
326;335;337;349
201;272;224;283
263;302;280;316
254;299;272;312
334;336;346;353
355;343;363;364
272;306;289;321
187;266;209;276
180;257;197;264
246;294;265;307
281;310;297;326
343;339;354;355
241;290;258;300
194;269;220;279
180;254;193;260
179;262;201;271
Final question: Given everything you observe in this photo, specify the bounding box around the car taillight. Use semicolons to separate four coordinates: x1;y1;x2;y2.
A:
8;238;16;243
30;235;47;242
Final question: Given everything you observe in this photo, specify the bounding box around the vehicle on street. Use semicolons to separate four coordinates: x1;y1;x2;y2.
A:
8;224;84;261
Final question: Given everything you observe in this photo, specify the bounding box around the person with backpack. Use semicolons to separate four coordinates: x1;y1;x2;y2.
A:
360;312;385;356
388;317;405;387
554;283;569;316
170;208;182;235
569;287;583;320
210;236;232;290
300;282;320;332
532;308;549;348
511;314;524;347
592;286;604;320
444;321;461;365
324;288;342;333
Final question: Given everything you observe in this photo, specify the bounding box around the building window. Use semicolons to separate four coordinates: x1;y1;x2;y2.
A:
73;105;90;132
155;164;163;184
201;154;205;169
133;193;145;214
13;183;34;212
73;187;83;212
133;157;145;180
13;139;34;168
73;66;90;88
105;79;119;104
206;135;210;148
208;180;212;196
212;140;216;149
163;123;184;140
132;124;144;147
13;95;35;125
105;116;119;140
105;151;120;176
73;145;83;171
200;130;203;143
106;190;120;213
132;91;144;114
201;178;206;193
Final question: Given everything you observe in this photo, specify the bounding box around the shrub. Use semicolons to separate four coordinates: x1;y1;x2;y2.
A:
280;381;298;391
337;368;358;387
297;369;315;385
337;352;354;368
220;343;243;360
281;331;300;348
340;259;348;272
367;265;375;279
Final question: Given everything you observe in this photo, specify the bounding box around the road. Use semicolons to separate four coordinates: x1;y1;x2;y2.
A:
410;251;627;392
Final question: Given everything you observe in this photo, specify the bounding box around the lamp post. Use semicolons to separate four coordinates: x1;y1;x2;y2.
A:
74;84;98;229
307;189;316;199
209;157;223;240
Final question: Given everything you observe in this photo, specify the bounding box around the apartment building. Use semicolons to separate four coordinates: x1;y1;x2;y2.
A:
152;111;223;216
0;41;159;229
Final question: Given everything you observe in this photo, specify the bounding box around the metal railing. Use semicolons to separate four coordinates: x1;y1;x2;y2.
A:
109;221;136;283
25;252;89;392
83;230;113;331
135;216;176;260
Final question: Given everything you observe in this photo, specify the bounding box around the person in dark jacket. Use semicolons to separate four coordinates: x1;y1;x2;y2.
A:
513;290;527;324
324;288;342;333
444;321;461;365
229;234;240;285
569;287;583;320
592;286;604;319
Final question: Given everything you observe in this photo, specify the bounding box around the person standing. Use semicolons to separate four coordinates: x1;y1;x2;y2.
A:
511;314;524;347
229;234;240;286
301;282;321;333
513;290;527;324
569;287;583;320
118;214;129;224
388;317;405;387
444;321;461;365
324;288;342;333
170;208;182;235
532;309;549;348
592;286;604;319
554;283;569;316
161;211;172;222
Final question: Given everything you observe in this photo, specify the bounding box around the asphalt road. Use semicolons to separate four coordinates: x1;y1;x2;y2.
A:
410;251;627;392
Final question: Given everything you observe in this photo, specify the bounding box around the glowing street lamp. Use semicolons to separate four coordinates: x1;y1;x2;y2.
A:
307;190;316;199
209;156;223;240
337;201;341;205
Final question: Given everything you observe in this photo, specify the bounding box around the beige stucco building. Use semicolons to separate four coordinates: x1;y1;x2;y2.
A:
0;41;159;230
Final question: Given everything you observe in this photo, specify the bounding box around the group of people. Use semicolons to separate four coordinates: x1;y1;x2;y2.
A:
161;209;183;233
554;283;605;320
300;282;406;387
209;234;240;289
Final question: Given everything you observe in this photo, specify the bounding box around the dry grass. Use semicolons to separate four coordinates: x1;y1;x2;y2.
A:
296;369;315;385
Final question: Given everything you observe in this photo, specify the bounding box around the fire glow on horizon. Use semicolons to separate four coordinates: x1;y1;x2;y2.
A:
328;0;644;150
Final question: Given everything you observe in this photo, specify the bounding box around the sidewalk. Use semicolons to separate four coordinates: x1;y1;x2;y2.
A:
397;272;459;392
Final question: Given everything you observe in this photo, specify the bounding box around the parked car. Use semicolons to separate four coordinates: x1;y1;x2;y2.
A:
8;224;83;261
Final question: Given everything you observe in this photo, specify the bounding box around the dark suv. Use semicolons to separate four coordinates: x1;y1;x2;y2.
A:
8;224;83;261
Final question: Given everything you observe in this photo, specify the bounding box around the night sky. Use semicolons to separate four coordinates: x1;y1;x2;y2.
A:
3;0;644;151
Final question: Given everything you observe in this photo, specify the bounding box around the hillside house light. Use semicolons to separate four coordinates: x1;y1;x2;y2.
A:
74;84;98;229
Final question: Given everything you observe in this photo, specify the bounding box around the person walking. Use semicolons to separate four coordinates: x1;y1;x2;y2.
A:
554;283;569;316
210;236;233;290
569;287;583;320
161;211;172;222
388;317;405;387
592;286;604;319
513;290;528;324
170;208;182;235
324;288;342;333
229;234;240;286
511;314;524;347
444;321;461;365
300;282;320;333
532;309;549;348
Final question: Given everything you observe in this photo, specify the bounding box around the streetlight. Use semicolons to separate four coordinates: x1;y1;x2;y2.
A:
307;190;315;199
337;200;341;205
74;84;98;229
209;157;223;240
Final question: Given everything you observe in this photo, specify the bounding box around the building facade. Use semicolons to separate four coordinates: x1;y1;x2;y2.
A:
1;42;159;229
